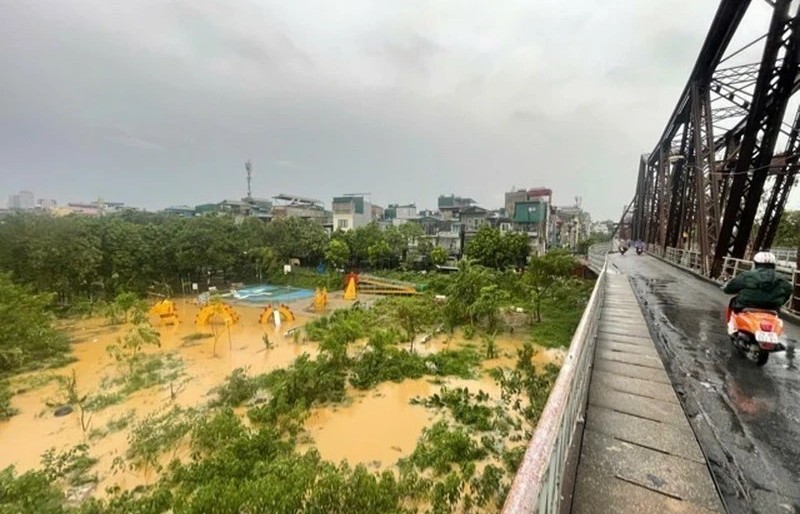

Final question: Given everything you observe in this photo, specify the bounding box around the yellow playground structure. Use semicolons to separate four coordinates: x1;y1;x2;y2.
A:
313;288;328;311
259;304;296;325
150;299;179;325
195;302;240;326
352;274;418;296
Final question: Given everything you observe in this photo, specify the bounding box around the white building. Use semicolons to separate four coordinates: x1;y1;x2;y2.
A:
386;203;418;226
8;190;35;210
332;194;372;231
37;198;57;210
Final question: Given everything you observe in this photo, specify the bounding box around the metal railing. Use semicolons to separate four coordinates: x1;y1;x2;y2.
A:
770;247;798;267
660;247;798;316
501;244;608;514
662;247;704;273
794;269;800;314
587;242;611;274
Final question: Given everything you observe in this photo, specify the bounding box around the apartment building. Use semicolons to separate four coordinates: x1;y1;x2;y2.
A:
332;194;371;231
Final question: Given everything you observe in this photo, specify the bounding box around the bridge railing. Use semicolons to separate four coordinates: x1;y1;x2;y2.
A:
588;242;611;274
660;246;799;316
501;243;608;514
770;247;798;267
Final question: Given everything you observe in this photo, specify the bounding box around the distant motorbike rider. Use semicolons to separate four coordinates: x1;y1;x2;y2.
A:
723;252;792;321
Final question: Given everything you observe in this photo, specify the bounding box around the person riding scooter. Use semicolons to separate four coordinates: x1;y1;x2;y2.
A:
723;251;792;320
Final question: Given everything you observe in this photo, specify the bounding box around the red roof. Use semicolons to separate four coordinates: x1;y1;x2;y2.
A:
527;188;552;197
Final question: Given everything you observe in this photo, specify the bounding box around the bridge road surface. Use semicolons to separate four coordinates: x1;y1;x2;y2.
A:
607;254;800;514
573;273;724;514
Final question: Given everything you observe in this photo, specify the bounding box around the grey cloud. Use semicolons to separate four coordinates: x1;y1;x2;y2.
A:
2;0;796;218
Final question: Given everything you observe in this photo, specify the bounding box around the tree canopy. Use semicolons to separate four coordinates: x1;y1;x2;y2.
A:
0;213;444;300
465;226;530;269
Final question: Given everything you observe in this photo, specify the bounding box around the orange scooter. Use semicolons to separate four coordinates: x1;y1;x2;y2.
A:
726;308;786;366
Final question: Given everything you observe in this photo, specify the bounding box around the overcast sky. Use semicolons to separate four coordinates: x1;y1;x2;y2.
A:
2;0;796;220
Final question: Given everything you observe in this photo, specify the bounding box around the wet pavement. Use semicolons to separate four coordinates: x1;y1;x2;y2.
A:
611;254;800;514
573;274;723;514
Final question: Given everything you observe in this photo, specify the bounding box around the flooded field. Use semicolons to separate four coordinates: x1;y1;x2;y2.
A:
0;293;565;501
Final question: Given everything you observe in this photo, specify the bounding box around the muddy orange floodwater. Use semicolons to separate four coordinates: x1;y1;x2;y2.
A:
0;294;565;498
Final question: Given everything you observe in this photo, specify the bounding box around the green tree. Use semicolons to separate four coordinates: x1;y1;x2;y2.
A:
0;273;70;374
503;231;531;268
469;285;510;332
430;246;448;266
248;246;279;282
576;236;598;256
383;226;408;262
264;217;328;264
774;210;800;248
465;226;529;269
348;223;384;267
325;239;351;270
465;226;504;269
525;250;576;322
368;240;394;269
394;297;436;351
444;260;492;327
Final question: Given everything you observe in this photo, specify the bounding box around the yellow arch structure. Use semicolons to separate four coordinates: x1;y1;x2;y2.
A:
195;302;240;327
259;304;296;324
150;299;179;325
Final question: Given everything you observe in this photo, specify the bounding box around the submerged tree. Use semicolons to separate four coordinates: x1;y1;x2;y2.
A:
0;273;70;374
525;250;576;322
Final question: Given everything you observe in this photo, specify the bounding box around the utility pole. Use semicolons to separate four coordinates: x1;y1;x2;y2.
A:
245;160;252;201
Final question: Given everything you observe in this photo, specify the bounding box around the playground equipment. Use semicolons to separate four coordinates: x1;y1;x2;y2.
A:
259;304;296;327
195;302;240;326
355;274;418;295
313;288;328;311
150;299;179;325
344;276;357;301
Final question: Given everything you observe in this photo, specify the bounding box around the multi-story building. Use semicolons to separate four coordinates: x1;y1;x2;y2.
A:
438;195;475;220
164;205;196;217
435;226;464;257
371;204;385;221
36;198;57;210
271;194;330;225
551;205;591;251
488;211;514;233
8;190;35;210
505;187;552;254
385;203;417;226
460;206;489;233
332;194;372;231
60;200;133;216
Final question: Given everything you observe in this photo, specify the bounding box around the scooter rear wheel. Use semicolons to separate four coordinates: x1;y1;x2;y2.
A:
756;350;769;366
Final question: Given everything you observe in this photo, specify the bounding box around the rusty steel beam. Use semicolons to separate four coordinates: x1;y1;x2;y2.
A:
634;0;800;278
713;0;800;273
754;104;800;249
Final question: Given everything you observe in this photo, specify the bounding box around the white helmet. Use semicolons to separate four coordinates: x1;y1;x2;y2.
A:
753;251;777;265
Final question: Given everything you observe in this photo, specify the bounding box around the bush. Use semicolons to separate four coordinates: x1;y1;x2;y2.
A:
0;467;66;514
0;273;70;375
210;368;266;408
0;381;18;421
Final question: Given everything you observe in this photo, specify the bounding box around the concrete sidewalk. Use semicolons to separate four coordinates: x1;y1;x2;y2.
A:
572;274;724;514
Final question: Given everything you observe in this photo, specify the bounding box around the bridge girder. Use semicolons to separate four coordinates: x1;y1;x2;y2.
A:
632;0;800;277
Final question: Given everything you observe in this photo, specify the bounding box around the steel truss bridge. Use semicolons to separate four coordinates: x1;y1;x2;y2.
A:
631;0;800;278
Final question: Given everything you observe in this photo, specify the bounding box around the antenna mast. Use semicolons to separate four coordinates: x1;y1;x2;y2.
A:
245;160;252;201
